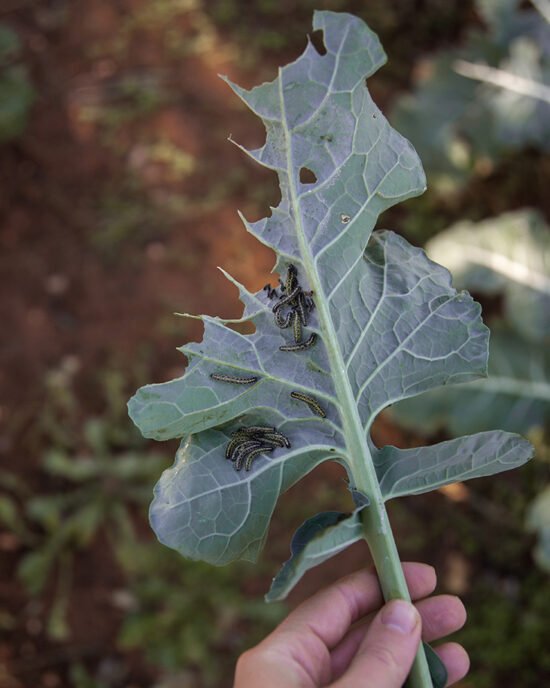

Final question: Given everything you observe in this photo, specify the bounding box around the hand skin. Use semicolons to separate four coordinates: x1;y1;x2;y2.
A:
234;563;469;688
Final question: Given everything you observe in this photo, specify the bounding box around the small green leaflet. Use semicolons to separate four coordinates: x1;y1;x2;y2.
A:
128;11;533;601
266;508;366;603
421;642;448;688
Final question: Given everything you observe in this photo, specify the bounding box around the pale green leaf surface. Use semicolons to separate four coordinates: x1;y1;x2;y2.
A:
269;425;530;604
149;429;340;565
374;431;532;499
129;12;531;587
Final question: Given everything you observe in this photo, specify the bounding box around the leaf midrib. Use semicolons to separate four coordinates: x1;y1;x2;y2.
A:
277;64;383;510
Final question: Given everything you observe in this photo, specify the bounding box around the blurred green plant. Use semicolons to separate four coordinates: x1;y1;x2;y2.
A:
93;183;172;259
77;72;169;137
68;663;110;688
0;364;165;638
391;0;550;192
116;539;284;684
526;435;550;572
391;209;550;572
15;415;168;639
390;450;550;688
426;209;550;341
450;463;550;688
0;364;285;684
459;579;550;687
104;0;222;62
0;22;34;142
392;210;550;435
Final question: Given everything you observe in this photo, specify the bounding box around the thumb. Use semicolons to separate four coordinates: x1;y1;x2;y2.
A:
334;599;422;688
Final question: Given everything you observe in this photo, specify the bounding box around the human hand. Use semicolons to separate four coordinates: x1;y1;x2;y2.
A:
234;563;469;687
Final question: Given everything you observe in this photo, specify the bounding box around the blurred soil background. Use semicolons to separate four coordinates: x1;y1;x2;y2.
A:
0;1;549;687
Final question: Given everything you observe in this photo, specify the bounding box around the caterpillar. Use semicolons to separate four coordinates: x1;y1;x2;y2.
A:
261;432;291;448
284;264;298;294
231;440;263;463
279;333;317;352
226;431;272;457
225;433;252;459
290;310;302;343
274;309;294;329
290;391;327;418
272;285;301;313
263;283;279;300
236;446;274;472
296;295;309;327
237;425;277;436
297;291;315;325
210;373;259;385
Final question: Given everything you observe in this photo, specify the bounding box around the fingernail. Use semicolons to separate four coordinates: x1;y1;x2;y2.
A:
381;600;419;634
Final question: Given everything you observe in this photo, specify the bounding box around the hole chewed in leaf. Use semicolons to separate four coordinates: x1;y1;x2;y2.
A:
310;29;327;56
299;167;317;184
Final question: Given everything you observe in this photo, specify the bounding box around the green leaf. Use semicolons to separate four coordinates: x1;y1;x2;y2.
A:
422;642;448;688
267;429;532;598
374;431;532;499
390;2;550;189
425;210;550;342
129;11;532;600
266;508;365;602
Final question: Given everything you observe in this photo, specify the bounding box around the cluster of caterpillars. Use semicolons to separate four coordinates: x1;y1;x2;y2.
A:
264;264;317;352
209;264;326;472
225;426;291;471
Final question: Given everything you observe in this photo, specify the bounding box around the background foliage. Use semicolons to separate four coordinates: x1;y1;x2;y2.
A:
0;1;548;687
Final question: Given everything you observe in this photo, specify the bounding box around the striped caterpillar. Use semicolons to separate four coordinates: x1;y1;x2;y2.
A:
210;373;259;385
280;333;317;352
290;391;326;418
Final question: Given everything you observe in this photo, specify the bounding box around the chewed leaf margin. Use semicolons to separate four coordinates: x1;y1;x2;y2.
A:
128;10;534;606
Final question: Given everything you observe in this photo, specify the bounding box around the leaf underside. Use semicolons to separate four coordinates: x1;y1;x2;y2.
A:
128;11;533;598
